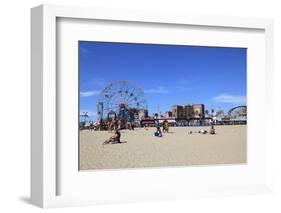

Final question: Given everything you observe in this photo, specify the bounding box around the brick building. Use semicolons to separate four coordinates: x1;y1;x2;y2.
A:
192;104;205;119
172;105;184;119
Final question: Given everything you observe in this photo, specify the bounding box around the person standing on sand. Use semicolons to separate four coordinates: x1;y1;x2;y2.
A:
108;121;111;132
162;120;166;132
117;119;121;130
89;121;94;131
113;119;116;130
163;120;169;133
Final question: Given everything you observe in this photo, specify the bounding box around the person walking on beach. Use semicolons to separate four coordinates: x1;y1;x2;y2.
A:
162;120;166;132
163;120;169;133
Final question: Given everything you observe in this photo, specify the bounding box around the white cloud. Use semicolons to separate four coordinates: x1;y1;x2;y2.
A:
80;90;100;97
213;94;246;104
144;86;169;94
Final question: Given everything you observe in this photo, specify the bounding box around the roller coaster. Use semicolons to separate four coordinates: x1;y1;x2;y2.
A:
228;105;247;120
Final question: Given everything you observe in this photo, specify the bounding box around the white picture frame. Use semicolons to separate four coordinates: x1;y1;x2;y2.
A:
31;4;274;208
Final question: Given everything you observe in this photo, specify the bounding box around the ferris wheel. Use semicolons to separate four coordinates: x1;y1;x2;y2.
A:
97;80;147;121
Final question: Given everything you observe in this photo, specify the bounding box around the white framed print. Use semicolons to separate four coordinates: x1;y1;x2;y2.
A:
31;4;274;208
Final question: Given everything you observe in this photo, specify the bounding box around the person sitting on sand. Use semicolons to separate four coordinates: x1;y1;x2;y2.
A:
154;126;162;137
209;125;216;135
104;130;121;144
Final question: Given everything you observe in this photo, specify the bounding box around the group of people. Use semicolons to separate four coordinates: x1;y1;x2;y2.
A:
154;120;169;137
106;119;122;132
157;122;217;138
188;125;216;135
103;122;216;145
153;121;216;138
102;119;136;131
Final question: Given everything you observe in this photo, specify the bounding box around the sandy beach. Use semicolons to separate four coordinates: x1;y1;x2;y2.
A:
79;125;246;170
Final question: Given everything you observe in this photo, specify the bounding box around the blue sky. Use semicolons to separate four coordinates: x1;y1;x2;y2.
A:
79;41;247;120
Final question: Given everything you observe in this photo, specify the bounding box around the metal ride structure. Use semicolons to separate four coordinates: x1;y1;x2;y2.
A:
228;105;247;120
97;80;148;123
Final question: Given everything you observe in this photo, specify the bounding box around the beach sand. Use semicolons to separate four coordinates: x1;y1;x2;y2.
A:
79;125;246;170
